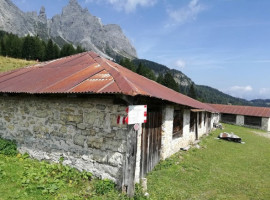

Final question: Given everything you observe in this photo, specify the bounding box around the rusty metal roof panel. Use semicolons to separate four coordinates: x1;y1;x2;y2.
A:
208;104;270;117
70;79;114;93
0;51;217;112
41;63;102;93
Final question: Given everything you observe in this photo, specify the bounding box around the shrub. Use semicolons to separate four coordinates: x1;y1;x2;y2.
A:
94;179;115;195
0;137;18;156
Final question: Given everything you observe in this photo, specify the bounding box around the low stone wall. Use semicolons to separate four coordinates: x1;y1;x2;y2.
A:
0;95;127;184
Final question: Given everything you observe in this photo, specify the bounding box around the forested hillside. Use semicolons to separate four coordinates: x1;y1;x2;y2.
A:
250;99;270;107
0;31;85;62
131;58;252;106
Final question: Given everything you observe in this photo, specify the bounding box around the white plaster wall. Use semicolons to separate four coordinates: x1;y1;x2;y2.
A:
236;115;244;126
160;105;174;160
210;113;214;129
198;112;206;138
161;108;213;160
268;118;270;132
262;117;270;132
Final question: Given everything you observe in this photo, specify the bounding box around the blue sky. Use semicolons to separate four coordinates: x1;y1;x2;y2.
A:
13;0;270;100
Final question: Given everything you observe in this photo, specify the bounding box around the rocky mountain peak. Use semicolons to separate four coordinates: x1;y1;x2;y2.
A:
69;0;79;5
0;0;137;59
38;6;47;23
63;0;82;13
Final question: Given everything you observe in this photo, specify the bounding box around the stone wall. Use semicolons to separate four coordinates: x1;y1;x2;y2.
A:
0;95;128;184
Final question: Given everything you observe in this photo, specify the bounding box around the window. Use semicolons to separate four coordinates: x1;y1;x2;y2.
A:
244;116;262;127
173;110;183;138
207;112;211;128
190;112;196;132
199;112;202;128
221;113;236;123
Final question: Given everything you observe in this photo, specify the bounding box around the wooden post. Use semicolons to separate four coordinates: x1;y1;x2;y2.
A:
122;125;138;197
195;113;198;140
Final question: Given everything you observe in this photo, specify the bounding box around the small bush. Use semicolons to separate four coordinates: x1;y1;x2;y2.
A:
134;183;147;200
21;161;93;195
94;179;115;195
0;138;18;156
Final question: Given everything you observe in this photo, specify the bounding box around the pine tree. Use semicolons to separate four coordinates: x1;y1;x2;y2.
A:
53;44;60;59
60;44;76;57
162;72;179;92
136;62;156;81
119;58;136;72
188;83;197;99
156;74;164;84
76;45;85;53
45;39;54;61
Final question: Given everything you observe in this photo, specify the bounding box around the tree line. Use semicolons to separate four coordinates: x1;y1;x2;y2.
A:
0;31;85;62
119;58;197;99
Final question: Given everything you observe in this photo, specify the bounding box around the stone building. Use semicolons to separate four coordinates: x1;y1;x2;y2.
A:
0;52;218;194
209;104;270;131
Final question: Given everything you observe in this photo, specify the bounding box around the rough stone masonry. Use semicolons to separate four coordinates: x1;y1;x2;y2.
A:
0;95;128;185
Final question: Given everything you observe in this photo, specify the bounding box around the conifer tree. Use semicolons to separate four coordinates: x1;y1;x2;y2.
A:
188;83;197;99
157;74;164;84
53;44;60;59
119;58;136;71
60;44;76;57
45;39;54;61
136;63;156;81
76;45;85;53
162;72;179;92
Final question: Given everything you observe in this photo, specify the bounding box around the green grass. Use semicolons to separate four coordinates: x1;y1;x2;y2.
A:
0;151;131;199
147;124;270;200
0;56;36;72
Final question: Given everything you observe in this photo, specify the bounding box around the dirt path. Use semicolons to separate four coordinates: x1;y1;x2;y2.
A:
252;131;270;139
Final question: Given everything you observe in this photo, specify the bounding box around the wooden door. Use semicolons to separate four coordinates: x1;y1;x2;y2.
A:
140;111;162;178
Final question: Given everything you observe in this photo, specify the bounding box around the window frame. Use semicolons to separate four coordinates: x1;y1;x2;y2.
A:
173;109;183;139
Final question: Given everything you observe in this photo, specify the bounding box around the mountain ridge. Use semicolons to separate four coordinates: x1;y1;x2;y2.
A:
0;0;137;59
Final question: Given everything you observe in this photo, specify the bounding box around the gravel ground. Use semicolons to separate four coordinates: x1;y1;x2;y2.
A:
252;131;270;139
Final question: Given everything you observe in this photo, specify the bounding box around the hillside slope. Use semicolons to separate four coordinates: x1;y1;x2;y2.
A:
0;56;36;72
133;58;253;106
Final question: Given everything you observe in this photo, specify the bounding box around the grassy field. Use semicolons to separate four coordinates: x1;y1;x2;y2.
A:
0;56;36;72
147;124;270;200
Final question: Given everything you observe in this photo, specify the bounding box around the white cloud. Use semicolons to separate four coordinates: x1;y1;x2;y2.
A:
229;85;253;92
167;0;205;25
174;59;186;69
223;85;253;99
259;88;270;95
85;0;156;13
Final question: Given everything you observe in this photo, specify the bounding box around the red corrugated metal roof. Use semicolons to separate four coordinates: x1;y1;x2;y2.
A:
208;104;270;118
0;52;216;112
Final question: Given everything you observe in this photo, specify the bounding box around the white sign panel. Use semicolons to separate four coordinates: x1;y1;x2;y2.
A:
127;105;147;125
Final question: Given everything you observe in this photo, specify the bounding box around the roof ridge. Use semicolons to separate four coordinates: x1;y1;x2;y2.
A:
95;57;139;96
